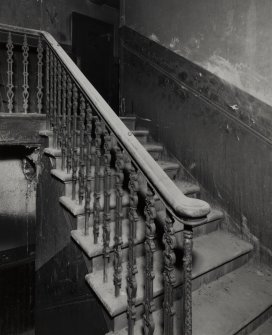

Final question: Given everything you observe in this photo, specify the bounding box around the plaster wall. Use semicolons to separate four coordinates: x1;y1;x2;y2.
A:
0;149;36;252
0;0;119;44
123;0;272;106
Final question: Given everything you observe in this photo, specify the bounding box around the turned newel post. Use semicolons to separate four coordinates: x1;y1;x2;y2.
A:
183;224;193;335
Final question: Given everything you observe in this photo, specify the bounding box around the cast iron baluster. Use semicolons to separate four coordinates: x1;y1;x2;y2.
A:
22;35;29;114
183;225;193;335
45;46;50;127
49;50;54;132
6;32;14;113
53;53;57;147
113;146;124;297
93;116;102;244
84;104;93;235
61;69;67;170
71;84;78;200
127;163;139;335
66;76;72;173
57;61;62;148
78;94;86;205
37;36;43;114
163;210;176;335
143;184;157;335
102;127;112;282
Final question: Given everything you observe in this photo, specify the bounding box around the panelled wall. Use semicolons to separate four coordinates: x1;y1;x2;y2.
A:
120;27;272;265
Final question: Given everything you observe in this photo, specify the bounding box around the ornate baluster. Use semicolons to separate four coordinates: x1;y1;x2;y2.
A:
162;210;176;335
84;104;93;235
37;36;43;114
22;35;29;114
78;94;86;205
113;146;124;296
93;116;102;244
143;184;157;335
183;225;193;335
102;128;112;282
57;61;62;148
6;32;14;113
49;49;54;132
127;163;139;335
71;84;78;200
45;45;50;127
61;69;67;170
53;53;57;147
66;76;73;173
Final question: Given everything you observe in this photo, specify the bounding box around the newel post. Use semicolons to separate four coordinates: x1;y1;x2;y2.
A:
183;224;193;335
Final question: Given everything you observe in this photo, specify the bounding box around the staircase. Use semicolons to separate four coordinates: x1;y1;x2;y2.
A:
0;23;271;335
41;116;272;335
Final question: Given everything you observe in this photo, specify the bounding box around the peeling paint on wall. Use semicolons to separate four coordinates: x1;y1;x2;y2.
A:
125;0;272;107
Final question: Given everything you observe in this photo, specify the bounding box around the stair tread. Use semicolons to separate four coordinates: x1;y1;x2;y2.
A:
120;116;136;120
39;130;53;137
112;264;272;335
174;179;200;195
250;317;272;335
60;190;129;216
85;231;252;317
71;207;222;259
51;168;72;182
143;143;163;152
132;130;149;136
44;147;61;157
157;160;180;170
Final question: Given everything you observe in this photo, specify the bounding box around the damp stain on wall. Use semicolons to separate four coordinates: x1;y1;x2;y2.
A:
124;0;272;108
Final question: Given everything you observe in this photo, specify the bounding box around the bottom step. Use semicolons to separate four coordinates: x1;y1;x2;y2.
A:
110;263;272;335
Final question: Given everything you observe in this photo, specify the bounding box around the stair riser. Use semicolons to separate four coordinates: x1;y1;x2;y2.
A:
84;242;146;273
193;218;222;237
76;207;129;231
120;117;136;130
164;168;178;179
147;150;162;161
102;250;252;331
64;176;116;199
134;133;148;144
39;132;54;147
106;295;164;333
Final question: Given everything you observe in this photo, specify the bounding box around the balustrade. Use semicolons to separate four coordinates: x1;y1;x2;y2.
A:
0;23;211;335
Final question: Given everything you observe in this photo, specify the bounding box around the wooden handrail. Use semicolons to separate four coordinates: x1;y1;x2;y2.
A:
0;23;210;222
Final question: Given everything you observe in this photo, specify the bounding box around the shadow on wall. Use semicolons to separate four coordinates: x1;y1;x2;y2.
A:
0;145;37;255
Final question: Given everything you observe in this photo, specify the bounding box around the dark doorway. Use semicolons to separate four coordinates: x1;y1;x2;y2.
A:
72;12;118;111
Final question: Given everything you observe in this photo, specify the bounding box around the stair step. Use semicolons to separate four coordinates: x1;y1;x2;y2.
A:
157;160;180;179
71;217;146;259
120;116;136;130
59;190;130;216
132;130;149;144
71;207;222;261
85;231;253;318
174;179;200;196
44;147;61;157
143;143;163;160
111;264;272;335
156;207;223;241
250;317;272;335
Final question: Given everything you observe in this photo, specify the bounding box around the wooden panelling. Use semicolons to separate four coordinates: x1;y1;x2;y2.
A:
120;27;272;265
0;113;46;145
